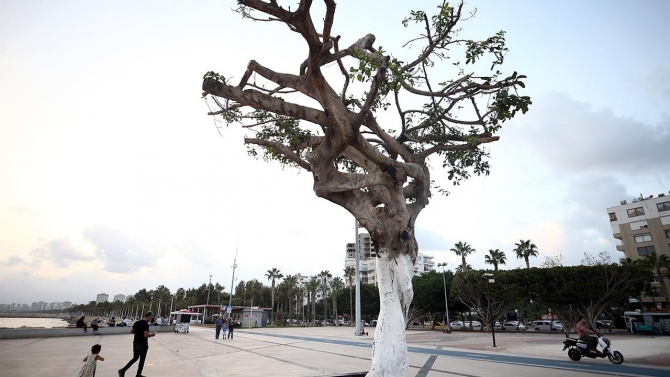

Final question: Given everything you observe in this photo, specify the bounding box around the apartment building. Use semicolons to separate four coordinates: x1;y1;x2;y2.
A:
414;253;436;275
345;233;378;286
113;294;126;303
607;191;670;310
345;233;436;286
96;293;109;303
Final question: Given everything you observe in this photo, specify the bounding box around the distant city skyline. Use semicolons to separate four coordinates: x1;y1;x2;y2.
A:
1;0;669;303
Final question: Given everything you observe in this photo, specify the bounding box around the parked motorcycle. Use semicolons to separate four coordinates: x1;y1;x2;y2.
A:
562;332;624;364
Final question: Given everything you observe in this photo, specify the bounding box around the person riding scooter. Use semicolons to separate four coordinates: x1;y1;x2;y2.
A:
576;316;598;354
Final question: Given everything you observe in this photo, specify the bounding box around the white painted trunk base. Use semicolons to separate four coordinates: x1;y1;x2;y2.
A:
367;252;413;377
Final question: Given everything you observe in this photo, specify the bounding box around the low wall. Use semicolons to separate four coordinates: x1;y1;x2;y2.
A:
0;325;175;340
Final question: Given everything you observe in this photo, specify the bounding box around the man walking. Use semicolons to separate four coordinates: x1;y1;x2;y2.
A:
119;311;156;377
215;316;223;339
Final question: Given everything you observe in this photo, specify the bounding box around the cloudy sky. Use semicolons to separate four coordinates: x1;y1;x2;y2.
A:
1;0;669;305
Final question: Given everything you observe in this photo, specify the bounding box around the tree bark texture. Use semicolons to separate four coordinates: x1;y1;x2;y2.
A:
368;252;413;376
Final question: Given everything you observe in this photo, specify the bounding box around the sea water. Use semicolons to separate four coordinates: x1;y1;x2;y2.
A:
0;317;69;328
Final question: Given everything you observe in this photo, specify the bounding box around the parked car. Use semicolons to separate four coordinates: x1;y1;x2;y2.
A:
595;320;612;329
533;320;564;332
450;321;465;330
463;321;482;330
338;320;349;326
501;321;527;331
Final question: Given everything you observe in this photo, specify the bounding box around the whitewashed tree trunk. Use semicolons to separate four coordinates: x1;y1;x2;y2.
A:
368;252;414;377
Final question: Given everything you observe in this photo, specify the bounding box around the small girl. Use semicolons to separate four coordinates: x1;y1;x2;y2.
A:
78;344;104;377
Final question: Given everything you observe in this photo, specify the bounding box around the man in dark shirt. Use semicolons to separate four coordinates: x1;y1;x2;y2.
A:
228;320;234;339
119;311;156;377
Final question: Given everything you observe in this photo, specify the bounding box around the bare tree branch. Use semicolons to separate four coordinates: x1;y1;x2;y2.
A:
419;136;499;159
203;80;328;127
245;137;312;171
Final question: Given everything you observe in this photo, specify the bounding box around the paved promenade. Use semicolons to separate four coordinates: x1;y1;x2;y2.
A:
0;326;668;376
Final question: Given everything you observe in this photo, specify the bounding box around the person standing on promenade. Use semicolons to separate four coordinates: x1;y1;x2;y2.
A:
215;316;223;339
78;344;104;377
76;316;88;333
221;319;228;340
228;320;234;339
118;311;156;377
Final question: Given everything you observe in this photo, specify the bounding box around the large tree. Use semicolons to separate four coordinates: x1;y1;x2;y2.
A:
412;270;453;329
330;277;345;325
284;275;298;325
202;1;529;374
640;252;670;306
319;270;332;321
265;267;284;322
305;276;320;325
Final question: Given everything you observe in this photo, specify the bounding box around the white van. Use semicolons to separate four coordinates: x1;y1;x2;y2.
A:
533;320;564;332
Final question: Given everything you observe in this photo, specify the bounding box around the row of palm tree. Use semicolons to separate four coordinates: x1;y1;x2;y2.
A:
265;268;348;325
450;239;540;272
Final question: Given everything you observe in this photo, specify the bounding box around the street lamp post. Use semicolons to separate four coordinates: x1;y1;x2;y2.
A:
206;274;212;323
354;219;362;336
437;262;450;332
228;250;238;320
483;273;497;348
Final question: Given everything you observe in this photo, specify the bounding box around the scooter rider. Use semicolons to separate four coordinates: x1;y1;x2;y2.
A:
577;316;598;354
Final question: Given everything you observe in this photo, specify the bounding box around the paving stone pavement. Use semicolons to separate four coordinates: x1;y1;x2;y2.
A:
0;326;669;376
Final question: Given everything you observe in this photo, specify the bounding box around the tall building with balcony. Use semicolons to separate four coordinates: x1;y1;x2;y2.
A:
345;233;436;286
607;191;670;310
113;294;126;303
96;293;109;304
345;233;378;286
414;253;436;275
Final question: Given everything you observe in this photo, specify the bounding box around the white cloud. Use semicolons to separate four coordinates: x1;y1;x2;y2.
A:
83;225;155;274
30;238;95;268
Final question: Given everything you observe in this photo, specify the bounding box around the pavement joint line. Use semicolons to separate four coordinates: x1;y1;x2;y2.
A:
415;355;437;377
15;337;47;349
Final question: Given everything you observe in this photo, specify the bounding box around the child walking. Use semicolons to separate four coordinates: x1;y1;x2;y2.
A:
78;344;104;377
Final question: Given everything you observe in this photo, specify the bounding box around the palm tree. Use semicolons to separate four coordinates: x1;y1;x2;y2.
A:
456;264;472;273
294;284;305;323
283;275;297;326
451;241;476;272
318;270;332;321
344;266;355;326
265;268;284;323
640;252;670;304
620;257;639;267
514;239;539;268
330;277;344;326
306;276;320;325
484;249;507;271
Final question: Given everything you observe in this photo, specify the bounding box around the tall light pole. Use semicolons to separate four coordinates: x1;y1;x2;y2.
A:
483;273;496;347
205;274;212;323
228;250;238;320
355;219;362;336
437;262;450;331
